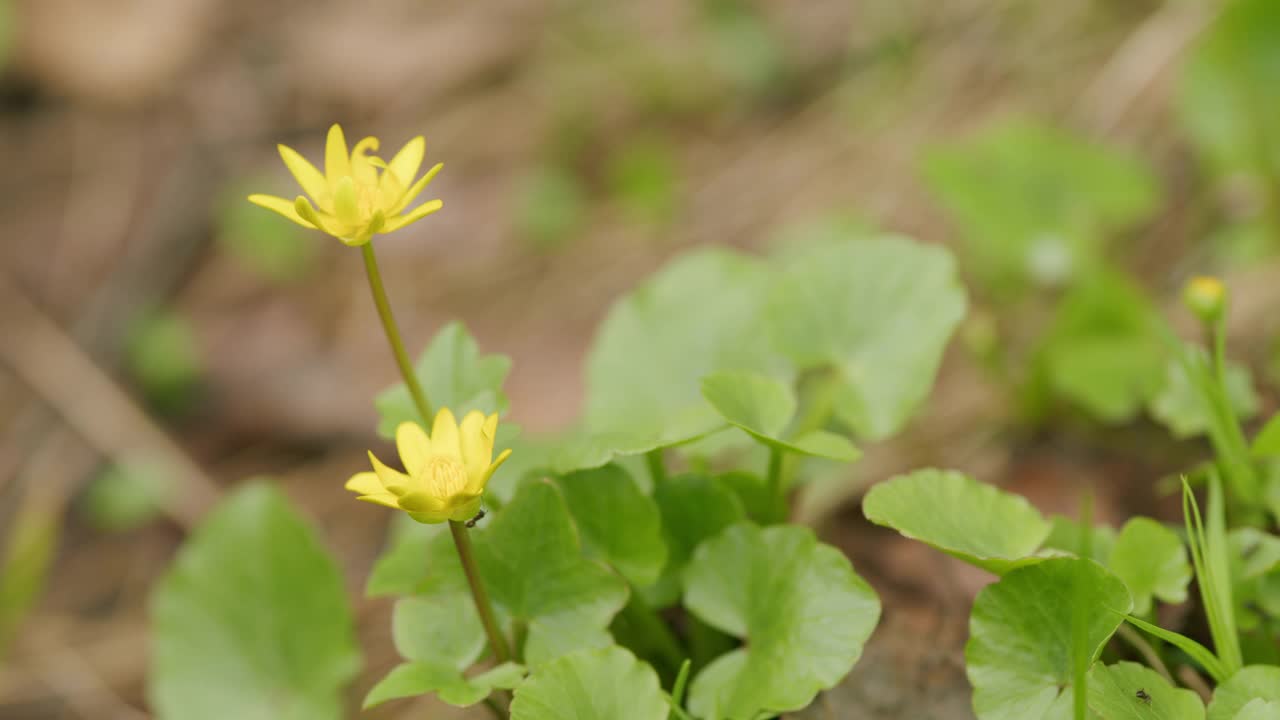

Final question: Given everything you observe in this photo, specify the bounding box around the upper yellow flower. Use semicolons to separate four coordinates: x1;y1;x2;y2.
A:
346;408;511;524
248;124;443;246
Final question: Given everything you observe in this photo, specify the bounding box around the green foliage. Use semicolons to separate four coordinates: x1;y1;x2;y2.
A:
683;524;880;719
1252;413;1280;458
219;180;313;282
966;558;1132;720
1087;662;1204;719
375;322;512;437
80;460;173;531
764;235;967;440
863;469;1051;574
510;646;668;720
365;662;524;709
1206;666;1280;720
646;473;746;608
1150;355;1259;439
1043;515;1117;564
1231;700;1280;720
923;120;1158;297
699;0;788;98
608;134;680;226
517;165;587;250
0;503;56;657
700;370;861;461
1108;518;1191;616
126;308;203;412
149;484;361;720
554;464;667;587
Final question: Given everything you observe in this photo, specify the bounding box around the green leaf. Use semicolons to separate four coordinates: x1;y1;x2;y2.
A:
1087;662;1204;720
0;503;57;655
966;558;1132;720
554;464;667;587
517;165;586;251
365;521;455;597
863;469;1051;574
764;234;966;440
1123;615;1228;685
476;480;629;665
683;524;880;719
1180;0;1280;184
608;134;679;226
1150;355;1259;439
80;460;173;531
1042;515;1117;565
1108;518;1191;616
923;120;1157;296
1041;270;1166;423
1207;666;1280;720
126;308;203;412
645;474;746;608
510;646;668;720
374;322;512;437
1232;700;1280;720
219;179;312;282
700;370;860;461
1252;413;1280;458
365;662;524;709
547;409;728;476
585;247;779;442
149;484;361;720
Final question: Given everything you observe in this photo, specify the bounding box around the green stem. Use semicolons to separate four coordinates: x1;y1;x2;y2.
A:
357;243;509;669
765;446;784;522
450;520;512;664
360;243;433;423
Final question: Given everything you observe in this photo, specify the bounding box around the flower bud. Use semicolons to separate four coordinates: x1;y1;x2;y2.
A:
1182;276;1226;325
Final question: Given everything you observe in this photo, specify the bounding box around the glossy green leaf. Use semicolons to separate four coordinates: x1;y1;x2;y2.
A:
1041;271;1166;422
1233;700;1280;720
1109;518;1191;616
966;558;1132;720
645;474;746;608
700;370;861;461
1087;662;1204;720
547;409;728;476
510;646;668;720
1253;414;1280;458
684;524;880;719
1124;615;1228;685
365;662;524;709
863;469;1051;574
923;120;1157;296
149;484;361;720
375;322;511;437
764;234;966;440
365;521;455;597
1207;666;1280;720
476;480;629;665
1150;355;1258;439
1042;515;1117;565
554;464;667;587
585;248;779;442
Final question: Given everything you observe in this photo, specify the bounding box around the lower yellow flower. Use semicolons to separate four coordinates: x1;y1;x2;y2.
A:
346;408;511;523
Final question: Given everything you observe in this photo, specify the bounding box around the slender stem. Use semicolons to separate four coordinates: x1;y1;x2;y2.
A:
645;449;667;485
765;446;784;522
360;243;433;423
450;520;512;663
1116;625;1173;685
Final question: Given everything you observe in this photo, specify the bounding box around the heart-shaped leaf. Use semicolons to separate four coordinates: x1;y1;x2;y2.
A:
1088;662;1204;720
683;524;880;719
700;370;861;461
365;662;524;710
1108;518;1191;616
863;469;1051;574
554;464;667;587
149;484;361;720
1149;355;1258;439
510;646;668;720
374;322;511;437
1231;700;1280;720
645;473;746;608
966;557;1132;720
1207;666;1280;720
763;234;966;441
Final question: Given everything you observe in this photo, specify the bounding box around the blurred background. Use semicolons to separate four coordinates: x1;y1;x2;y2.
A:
1;0;1279;717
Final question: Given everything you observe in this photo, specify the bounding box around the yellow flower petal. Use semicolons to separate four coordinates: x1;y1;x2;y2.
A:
459;410;490;484
395;422;431;477
368;451;413;493
383;199;444;233
357;492;401;509
430;408;462;460
475;447;513;492
398;491;449;514
333;176;360;225
345;471;383;495
276;144;329;208
324;124;352;187
294;196;341;236
350;137;380;186
341;210;384;247
376;170;405;213
388;136;425;186
448;494;484;522
248;194;313;228
391;163;443;215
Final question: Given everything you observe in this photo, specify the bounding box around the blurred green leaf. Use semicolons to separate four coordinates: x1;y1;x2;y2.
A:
645;473;746;608
0;502;57;657
149;483;361;720
966;558;1132;720
1040;270;1166;422
1150;353;1258;439
764;235;966;440
81;460;173;532
220;180;313;282
700;0;788;97
1231;699;1280;720
1087;662;1204;719
1108;518;1191;616
924;120;1158;297
554;464;667;587
700;370;861;461
1206;666;1280;720
517;165;587;250
365;662;524;710
375;322;511;438
1042;515;1117;565
863;469;1050;574
684;524;880;719
609;135;679;226
510;646;668;720
126;309;202;412
1252;413;1280;457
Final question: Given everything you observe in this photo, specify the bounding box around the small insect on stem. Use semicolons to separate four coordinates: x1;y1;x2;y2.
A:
466;510;486;528
1135;688;1151;705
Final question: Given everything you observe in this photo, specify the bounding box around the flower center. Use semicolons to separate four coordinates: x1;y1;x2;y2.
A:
423;455;468;498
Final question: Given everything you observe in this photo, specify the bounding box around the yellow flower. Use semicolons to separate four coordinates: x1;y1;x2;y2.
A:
346;409;511;523
248;123;444;246
1183;275;1226;324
